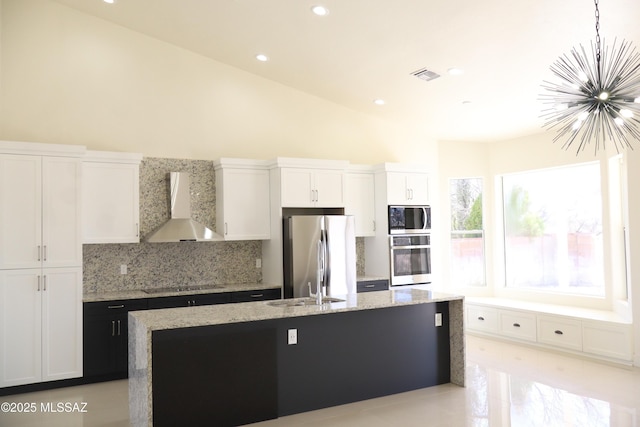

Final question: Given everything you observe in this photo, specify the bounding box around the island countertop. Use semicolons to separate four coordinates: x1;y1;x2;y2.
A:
128;288;463;331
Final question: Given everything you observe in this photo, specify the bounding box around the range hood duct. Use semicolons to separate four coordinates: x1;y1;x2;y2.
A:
146;172;223;242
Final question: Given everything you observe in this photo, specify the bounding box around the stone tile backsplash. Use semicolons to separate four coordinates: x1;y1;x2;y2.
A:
83;157;365;293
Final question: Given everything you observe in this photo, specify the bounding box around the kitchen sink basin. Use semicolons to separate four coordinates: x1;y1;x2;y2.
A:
267;297;345;307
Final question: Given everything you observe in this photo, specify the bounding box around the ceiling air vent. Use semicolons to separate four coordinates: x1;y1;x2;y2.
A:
411;68;440;82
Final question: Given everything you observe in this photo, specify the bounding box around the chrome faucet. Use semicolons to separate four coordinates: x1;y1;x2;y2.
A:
308;282;324;305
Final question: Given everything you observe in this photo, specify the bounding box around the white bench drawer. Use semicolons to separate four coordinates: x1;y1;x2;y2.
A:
537;315;582;351
466;305;498;333
499;309;536;342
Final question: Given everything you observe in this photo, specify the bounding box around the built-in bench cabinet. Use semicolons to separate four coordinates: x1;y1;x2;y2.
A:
466;299;633;364
83;289;281;382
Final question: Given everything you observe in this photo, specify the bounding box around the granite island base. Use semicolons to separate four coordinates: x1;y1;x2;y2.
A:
129;289;465;427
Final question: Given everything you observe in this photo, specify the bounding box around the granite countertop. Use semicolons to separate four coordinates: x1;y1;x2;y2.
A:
129;288;463;332
83;282;279;303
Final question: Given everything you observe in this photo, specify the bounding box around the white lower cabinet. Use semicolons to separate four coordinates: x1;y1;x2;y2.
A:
0;267;82;388
537;315;582;351
582;321;633;361
499;310;536;342
467;305;498;333
466;302;632;364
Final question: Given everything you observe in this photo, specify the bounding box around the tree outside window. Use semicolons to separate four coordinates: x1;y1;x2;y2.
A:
502;163;604;295
450;178;485;287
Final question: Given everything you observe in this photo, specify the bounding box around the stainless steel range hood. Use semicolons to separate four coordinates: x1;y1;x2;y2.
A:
146;172;223;242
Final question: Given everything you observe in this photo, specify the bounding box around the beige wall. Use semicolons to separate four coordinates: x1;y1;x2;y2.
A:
0;0;436;164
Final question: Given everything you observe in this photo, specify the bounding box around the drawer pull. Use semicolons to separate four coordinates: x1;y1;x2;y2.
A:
554;330;564;335
108;305;125;309
478;316;485;321
251;294;264;298
513;323;521;328
365;284;376;288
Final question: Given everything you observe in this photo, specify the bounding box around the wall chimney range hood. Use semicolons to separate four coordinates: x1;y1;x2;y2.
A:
146;172;223;242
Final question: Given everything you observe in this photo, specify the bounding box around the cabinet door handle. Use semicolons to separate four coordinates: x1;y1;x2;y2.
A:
108;305;125;309
42;275;47;291
117;320;121;336
554;330;564;335
478;316;485;321
513;323;521;328
37;245;41;262
43;245;47;261
224;222;228;235
136;223;139;238
111;320;116;337
37;275;41;292
373;220;376;231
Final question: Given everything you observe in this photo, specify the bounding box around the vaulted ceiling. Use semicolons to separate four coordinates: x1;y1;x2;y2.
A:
52;0;640;142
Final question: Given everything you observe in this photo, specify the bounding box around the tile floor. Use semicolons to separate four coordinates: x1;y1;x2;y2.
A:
1;335;639;426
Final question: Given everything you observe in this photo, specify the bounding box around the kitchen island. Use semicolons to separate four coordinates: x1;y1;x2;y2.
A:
128;288;465;427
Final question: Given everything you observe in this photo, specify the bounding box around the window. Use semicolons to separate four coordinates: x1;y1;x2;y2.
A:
501;162;604;296
450;178;485;287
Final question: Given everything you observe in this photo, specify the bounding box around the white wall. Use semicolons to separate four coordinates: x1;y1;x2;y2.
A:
0;0;436;163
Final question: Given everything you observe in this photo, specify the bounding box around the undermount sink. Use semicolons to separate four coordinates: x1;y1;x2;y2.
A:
267;297;345;307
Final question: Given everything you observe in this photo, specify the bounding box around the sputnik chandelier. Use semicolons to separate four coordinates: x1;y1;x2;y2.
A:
540;0;640;154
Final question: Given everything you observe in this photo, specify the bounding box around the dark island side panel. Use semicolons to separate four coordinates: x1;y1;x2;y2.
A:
277;302;450;416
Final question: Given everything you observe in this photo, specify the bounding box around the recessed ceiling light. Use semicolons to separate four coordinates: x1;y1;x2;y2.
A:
103;0;115;3
373;99;386;106
447;67;464;76
255;54;269;62
311;5;330;16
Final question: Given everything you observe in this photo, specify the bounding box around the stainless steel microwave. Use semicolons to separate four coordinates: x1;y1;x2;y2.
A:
388;205;431;235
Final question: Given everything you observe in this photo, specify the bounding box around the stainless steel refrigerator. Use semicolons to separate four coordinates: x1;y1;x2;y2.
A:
283;215;357;299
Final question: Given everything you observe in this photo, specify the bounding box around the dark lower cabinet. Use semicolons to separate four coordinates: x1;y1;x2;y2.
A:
146;292;232;309
83;299;148;381
83;288;282;384
356;279;389;293
231;287;281;302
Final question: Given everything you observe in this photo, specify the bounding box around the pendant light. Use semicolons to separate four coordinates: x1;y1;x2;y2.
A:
540;0;640;154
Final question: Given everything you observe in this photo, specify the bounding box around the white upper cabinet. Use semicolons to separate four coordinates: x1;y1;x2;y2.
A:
214;159;270;240
280;161;346;208
82;151;142;244
0;152;82;269
345;167;376;237
386;171;430;205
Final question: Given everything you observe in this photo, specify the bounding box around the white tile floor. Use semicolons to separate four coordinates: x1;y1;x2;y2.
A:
1;335;639;426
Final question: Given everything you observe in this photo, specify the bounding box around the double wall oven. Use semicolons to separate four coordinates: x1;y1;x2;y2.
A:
388;206;432;286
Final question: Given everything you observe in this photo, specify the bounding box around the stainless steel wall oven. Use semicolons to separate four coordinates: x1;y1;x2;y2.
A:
389;234;432;286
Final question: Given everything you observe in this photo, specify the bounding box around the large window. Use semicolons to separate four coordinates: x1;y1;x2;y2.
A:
450;177;485;287
501;162;604;296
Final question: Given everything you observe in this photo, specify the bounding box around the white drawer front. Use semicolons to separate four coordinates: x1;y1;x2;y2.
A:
499;309;536;342
582;322;632;361
537;315;582;351
466;306;498;333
